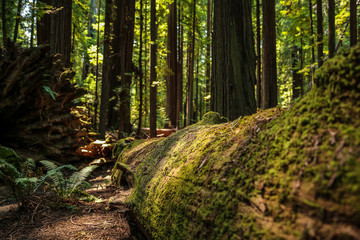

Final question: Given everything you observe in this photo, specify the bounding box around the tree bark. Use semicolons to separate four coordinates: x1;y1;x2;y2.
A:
256;0;261;108
176;5;183;128
99;0;113;139
13;0;22;43
117;0;136;137
186;0;196;126
2;0;7;45
350;0;357;46
205;0;212;112
328;0;335;58
137;0;144;137
94;0;101;131
149;0;157;138
309;0;315;83
211;0;256;120
166;1;178;128
261;0;277;109
316;0;324;67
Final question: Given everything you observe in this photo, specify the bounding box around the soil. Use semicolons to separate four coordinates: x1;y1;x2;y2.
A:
0;162;149;240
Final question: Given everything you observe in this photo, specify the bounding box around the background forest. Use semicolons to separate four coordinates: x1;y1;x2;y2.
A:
0;0;358;139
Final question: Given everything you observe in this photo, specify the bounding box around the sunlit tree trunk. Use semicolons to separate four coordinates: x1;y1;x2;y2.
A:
176;2;183;128
309;0;315;83
205;0;212;112
262;0;277;109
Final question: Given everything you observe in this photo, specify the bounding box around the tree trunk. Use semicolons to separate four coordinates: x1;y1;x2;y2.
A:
205;0;212;112
99;0;113;139
117;0;136;137
149;0;157;138
186;0;196;126
94;0;101;131
350;0;357;46
2;0;7;45
30;0;35;48
328;0;335;58
13;0;22;43
176;6;183;128
292;47;302;100
211;0;256;120
316;0;324;67
137;0;144;137
309;0;315;84
261;0;277;109
256;0;261;108
166;1;177;128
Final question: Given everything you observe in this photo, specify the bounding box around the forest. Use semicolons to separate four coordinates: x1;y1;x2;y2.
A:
0;0;360;239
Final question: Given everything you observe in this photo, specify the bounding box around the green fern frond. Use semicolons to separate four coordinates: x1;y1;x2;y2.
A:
0;159;22;180
69;165;97;192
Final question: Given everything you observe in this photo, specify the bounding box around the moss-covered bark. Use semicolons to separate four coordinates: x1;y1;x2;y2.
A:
113;47;360;239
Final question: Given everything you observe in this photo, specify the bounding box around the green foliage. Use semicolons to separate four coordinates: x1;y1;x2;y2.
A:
0;146;41;203
40;160;98;198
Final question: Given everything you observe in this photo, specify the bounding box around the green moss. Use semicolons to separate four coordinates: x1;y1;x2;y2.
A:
112;47;360;239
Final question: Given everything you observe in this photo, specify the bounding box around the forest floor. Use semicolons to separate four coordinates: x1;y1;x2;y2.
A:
0;162;149;240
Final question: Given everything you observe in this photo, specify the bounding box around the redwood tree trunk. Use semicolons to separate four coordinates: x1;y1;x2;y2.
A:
99;0;113;139
166;1;178;128
211;0;256;120
316;0;324;67
137;0;144;136
13;0;23;43
149;0;157;138
261;0;277;109
328;0;335;58
186;0;196;126
350;0;357;46
256;0;261;108
118;0;136;137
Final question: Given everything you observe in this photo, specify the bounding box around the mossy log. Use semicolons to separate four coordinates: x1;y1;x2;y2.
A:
113;47;360;239
0;42;86;162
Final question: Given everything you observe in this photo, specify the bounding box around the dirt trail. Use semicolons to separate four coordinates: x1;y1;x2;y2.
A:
0;163;149;240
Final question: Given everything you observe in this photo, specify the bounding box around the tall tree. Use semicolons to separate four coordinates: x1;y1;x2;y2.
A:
2;0;7;44
186;0;196;125
37;0;72;67
350;0;357;46
99;0;113;139
93;0;101;130
256;0;261;108
316;0;324;66
309;0;315;83
13;0;22;42
166;0;178;128
176;2;183;128
328;0;335;58
205;0;212;112
262;0;277;109
137;0;144;136
149;0;157;138
117;0;136;136
211;0;256;120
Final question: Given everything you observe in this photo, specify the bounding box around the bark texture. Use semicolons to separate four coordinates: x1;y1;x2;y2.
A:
211;0;256;120
261;0;277;109
0;43;86;161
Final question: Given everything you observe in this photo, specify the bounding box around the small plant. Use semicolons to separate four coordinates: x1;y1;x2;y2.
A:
0;145;98;203
0;146;41;203
40;160;98;199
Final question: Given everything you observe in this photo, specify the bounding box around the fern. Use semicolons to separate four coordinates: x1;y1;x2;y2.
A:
68;165;97;193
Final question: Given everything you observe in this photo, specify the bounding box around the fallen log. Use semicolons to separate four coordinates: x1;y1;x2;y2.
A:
0;42;86;162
